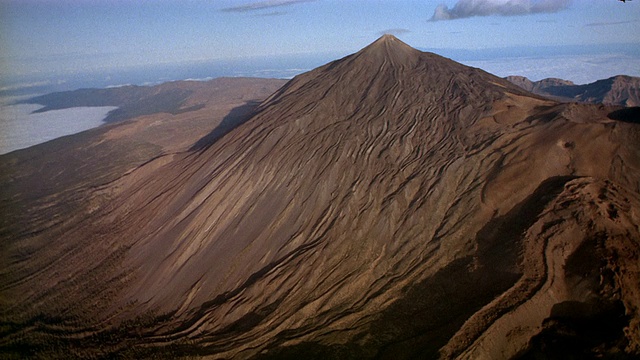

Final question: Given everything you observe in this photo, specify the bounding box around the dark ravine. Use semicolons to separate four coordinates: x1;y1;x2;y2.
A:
2;35;640;359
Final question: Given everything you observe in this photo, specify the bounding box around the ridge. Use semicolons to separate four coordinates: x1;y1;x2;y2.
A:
352;34;422;67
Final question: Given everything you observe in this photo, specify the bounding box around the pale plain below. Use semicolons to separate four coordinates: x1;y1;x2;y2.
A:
0;104;118;155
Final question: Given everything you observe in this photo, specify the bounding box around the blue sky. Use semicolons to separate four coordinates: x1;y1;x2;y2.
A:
1;0;639;82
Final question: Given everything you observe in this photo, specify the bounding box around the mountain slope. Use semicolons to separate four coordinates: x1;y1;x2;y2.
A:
0;77;285;242
2;35;640;359
19;77;285;123
506;74;640;107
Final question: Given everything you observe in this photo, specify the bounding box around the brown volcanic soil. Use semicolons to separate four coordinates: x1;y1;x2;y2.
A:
0;77;285;272
2;35;640;359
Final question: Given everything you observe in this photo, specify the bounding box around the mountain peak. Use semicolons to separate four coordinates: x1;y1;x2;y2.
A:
357;34;419;64
262;35;527;119
375;33;402;44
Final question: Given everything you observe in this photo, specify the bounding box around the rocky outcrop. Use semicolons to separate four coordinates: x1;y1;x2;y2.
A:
507;74;640;107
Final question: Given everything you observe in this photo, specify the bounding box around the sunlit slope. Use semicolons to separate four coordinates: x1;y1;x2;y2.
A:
2;35;639;359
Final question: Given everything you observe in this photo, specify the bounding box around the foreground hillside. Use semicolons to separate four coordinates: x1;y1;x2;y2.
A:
2;35;639;359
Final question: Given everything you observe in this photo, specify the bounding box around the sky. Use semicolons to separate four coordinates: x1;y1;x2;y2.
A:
1;0;639;84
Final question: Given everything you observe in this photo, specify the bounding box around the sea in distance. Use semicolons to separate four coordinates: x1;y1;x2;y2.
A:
1;44;639;154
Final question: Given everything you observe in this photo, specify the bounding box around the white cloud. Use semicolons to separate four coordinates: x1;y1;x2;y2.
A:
431;0;572;21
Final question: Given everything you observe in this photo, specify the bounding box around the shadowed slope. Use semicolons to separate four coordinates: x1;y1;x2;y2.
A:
2;36;640;359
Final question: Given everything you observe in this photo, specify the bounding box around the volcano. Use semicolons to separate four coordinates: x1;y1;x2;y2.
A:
2;35;640;359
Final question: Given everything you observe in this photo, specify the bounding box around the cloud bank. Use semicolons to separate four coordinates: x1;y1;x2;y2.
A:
431;0;571;21
221;0;315;13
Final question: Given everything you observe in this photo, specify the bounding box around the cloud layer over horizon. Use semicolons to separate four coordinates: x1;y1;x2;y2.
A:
220;0;315;13
431;0;572;21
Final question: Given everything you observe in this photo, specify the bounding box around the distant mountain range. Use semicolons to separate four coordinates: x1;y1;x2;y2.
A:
17;68;638;123
506;74;640;107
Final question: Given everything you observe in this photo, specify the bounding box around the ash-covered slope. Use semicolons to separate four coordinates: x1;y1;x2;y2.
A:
2;35;640;359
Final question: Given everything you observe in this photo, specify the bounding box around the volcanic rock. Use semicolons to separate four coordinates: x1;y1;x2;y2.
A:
506;74;640;107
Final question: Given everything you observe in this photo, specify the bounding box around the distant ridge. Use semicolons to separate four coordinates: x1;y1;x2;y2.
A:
507;74;640;107
20;80;216;123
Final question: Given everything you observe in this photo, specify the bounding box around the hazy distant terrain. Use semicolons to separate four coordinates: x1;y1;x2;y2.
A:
7;68;636;156
507;74;640;107
1;36;639;359
20;83;201;123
